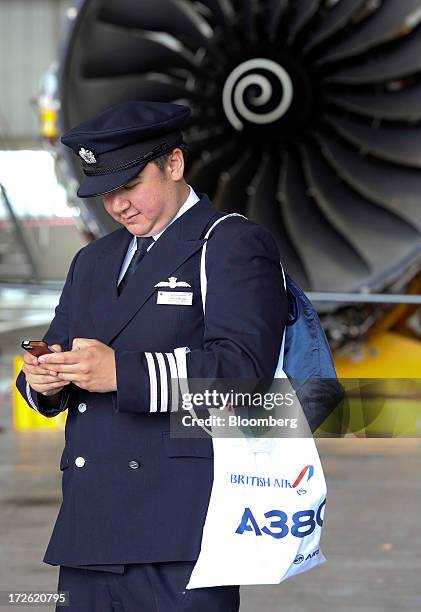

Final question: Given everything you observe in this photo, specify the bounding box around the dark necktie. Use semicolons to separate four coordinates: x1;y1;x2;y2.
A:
118;236;154;295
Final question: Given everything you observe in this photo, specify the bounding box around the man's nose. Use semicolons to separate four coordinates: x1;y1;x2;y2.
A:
111;191;130;212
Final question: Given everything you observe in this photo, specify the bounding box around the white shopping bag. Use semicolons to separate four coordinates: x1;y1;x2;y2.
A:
185;214;328;589
186;417;327;588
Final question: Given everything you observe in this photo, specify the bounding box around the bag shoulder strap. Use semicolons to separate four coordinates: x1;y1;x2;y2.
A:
200;213;287;375
200;213;247;313
200;212;287;307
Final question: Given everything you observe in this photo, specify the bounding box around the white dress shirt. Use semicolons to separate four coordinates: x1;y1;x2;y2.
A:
117;185;199;285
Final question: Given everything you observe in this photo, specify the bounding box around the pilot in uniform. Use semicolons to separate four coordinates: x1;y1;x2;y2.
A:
16;101;288;611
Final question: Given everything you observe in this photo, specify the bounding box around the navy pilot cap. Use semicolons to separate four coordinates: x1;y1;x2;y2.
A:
61;101;191;198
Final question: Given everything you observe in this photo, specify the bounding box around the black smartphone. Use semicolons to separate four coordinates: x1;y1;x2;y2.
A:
21;340;57;357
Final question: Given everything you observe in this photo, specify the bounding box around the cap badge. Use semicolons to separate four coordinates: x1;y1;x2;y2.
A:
78;147;97;164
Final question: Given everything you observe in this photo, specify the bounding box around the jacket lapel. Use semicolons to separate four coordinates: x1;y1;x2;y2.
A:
91;195;218;344
91;228;131;337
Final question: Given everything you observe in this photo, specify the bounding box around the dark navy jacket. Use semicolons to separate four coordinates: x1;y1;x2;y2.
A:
16;194;288;568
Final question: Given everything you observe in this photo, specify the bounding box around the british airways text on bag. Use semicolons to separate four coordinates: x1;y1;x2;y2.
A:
186;214;335;589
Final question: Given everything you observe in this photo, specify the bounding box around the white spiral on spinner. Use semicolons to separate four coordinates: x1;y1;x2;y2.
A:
222;58;294;131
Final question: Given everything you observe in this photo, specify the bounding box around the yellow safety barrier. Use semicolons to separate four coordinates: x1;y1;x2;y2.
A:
13;356;66;430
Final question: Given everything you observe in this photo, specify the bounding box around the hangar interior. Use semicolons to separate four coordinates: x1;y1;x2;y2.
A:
0;1;420;610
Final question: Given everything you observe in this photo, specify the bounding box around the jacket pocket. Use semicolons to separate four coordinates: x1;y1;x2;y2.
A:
162;431;213;458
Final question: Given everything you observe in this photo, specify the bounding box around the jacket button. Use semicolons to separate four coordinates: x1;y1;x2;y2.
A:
128;460;140;469
75;456;86;468
78;403;87;413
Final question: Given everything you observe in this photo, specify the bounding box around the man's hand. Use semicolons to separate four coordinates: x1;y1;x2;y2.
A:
38;338;117;393
22;344;70;396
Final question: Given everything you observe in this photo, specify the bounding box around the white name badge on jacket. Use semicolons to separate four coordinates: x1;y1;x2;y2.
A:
157;291;193;306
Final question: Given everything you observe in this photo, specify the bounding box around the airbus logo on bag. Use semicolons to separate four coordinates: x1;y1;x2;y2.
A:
293;549;320;565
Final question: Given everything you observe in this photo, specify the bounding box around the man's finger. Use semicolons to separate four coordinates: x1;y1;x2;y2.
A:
43;363;80;375
23;352;39;366
26;373;67;385
38;351;82;365
23;364;67;381
72;338;100;350
23;363;60;377
44;372;76;383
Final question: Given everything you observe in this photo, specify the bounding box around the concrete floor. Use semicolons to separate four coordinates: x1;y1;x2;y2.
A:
1;401;421;611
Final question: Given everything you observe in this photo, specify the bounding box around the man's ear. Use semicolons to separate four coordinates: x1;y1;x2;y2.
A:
168;148;185;181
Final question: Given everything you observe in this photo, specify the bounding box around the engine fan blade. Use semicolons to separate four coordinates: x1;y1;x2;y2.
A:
318;0;421;64
245;154;309;286
301;143;420;283
265;0;289;40
316;132;421;230
186;141;238;194
213;149;255;214
327;82;421;121
326;24;421;83
279;152;368;290
99;0;213;48
325;114;421;167
183;127;227;159
287;0;320;44
195;0;234;28
81;23;197;78
304;0;368;52
67;74;194;124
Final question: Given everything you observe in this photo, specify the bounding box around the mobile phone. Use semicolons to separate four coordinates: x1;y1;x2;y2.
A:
21;340;57;357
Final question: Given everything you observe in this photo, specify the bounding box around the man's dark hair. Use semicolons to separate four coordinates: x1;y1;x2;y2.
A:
153;142;188;172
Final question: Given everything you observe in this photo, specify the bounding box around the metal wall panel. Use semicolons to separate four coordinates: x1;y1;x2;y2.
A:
0;0;71;142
